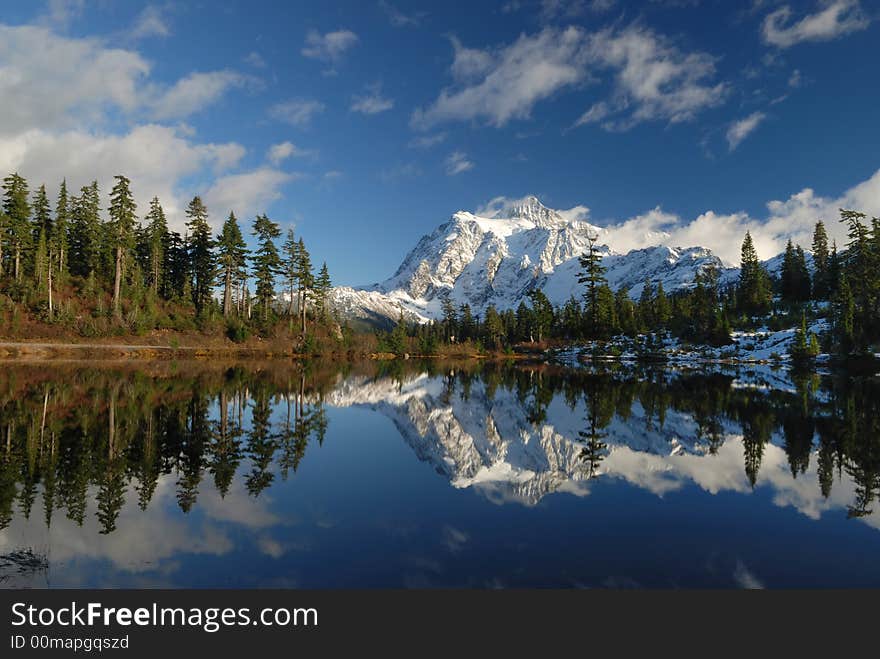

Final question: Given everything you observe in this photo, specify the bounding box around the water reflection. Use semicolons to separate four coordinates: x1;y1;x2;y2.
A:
0;360;879;587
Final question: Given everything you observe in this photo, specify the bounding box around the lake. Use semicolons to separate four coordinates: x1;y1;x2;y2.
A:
1;359;879;588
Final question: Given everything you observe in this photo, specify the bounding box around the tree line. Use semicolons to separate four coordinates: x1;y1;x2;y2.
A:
0;172;333;341
2;362;878;532
384;211;880;359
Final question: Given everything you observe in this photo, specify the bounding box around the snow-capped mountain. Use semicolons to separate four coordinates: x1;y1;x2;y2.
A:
331;196;734;324
322;371;876;521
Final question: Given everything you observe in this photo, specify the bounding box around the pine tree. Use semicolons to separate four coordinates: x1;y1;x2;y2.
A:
295;238;314;334
251;214;282;323
833;274;855;354
2;173;31;282
441;296;457;342
32;184;52;242
638;279;654;329
615;287;637;336
216;212;248;317
30;185;52;290
68;182;101;280
483;305;505;348
314;262;332;322
54;179;70;280
144;197;168;296
811;220;830;300
185;196;215;314
654;281;671;328
0;209;6;278
781;240;811;305
578;233;607;338
737;231;772;317
281;229;299;326
839;209;875;351
108;175;137;316
526;289;553;343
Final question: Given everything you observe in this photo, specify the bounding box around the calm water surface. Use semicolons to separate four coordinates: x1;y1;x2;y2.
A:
1;360;879;588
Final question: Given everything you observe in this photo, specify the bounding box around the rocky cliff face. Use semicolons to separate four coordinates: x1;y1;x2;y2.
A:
330;196;734;324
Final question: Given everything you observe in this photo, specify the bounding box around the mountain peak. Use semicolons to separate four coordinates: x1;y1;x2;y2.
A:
502;195;563;228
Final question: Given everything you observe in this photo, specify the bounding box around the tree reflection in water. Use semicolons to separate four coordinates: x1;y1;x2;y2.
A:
0;360;879;535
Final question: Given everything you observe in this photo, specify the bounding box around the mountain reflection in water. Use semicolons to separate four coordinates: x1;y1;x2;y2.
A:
1;360;878;588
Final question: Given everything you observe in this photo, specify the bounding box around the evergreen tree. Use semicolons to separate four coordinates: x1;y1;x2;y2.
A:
281;229;299;326
483;305;505;348
780;239;811;304
459;304;475;341
832;274;855;354
638;279;654;329
526;289;553;342
441;296;457;342
251;213;282;323
30;184;52;293
2;172;30;281
577;233;608;338
53;179;70;279
615;287;637;336
294;238;314;334
737;231;772;317
216;212;248;317
68;182;101;280
143;197;168;296
654;281;671;328
314;262;332;322
32;184;52;242
811;220;830;299
185;196;215;314
108;176;137;316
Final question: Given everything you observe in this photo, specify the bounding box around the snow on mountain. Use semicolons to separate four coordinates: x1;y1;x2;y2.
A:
322;371;879;524
330;195;737;323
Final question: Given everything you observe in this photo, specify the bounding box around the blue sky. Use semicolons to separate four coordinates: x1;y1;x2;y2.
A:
1;0;879;285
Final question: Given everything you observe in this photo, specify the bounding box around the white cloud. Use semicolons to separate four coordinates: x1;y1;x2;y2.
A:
244;51;267;68
203;168;296;222
0;20;295;235
0;124;245;230
351;83;394;114
379;162;422;183
131;5;171;40
414;24;727;131
449;36;495;82
585;25;728;129
0;24;150;135
301;29;359;62
445;151;475;175
613;169;880;263
151;70;249;120
408;133;447;149
267;141;299;165
269;99;326;127
541;0;616;18
379;1;424;27
40;0;85;30
477;169;880;265
412;27;590;129
762;0;870;48
726;111;767;151
573;101;610;127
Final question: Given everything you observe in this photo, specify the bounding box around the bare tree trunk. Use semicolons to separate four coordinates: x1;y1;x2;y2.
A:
113;246;123;316
47;248;54;321
14;244;21;281
223;268;232;317
300;287;307;335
